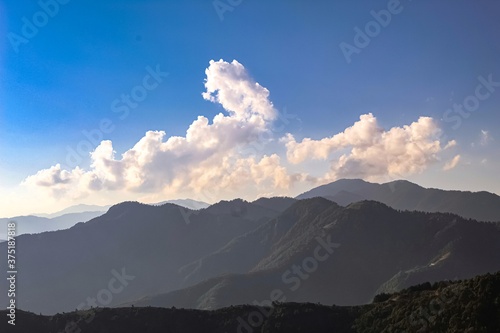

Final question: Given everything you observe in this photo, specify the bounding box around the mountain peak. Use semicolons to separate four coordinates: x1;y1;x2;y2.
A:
297;179;500;221
107;201;149;215
346;200;392;211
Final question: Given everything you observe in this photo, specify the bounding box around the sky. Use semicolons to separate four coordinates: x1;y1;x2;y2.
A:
1;0;499;217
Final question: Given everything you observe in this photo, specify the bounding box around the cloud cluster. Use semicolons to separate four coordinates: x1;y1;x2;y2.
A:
23;60;302;201
23;59;456;202
283;113;450;181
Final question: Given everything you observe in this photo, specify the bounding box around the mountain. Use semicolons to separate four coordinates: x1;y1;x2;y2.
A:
200;198;288;220
34;200;209;219
251;196;297;212
0;200;208;240
0;200;285;314
2;271;499;333
127;198;500;310
176;197;316;289
153;199;210;210
297;179;500;222
0;211;106;239
2;195;499;316
34;204;110;218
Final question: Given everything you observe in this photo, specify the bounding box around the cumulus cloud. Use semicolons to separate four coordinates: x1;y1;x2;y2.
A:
283;113;445;180
443;155;461;171
23;60;453;202
22;60;304;201
202;59;276;123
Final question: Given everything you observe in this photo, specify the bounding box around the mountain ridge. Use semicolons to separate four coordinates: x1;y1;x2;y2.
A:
3;271;499;333
124;198;500;310
297;178;500;221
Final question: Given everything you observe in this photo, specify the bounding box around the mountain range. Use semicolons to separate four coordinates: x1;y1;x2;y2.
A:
2;271;499;332
0;211;106;240
1;179;499;317
297;179;500;222
0;199;210;240
125;198;500;310
33;204;111;218
0;199;286;314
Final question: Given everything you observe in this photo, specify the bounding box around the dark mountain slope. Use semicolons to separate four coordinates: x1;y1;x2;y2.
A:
251;196;297;213
130;200;500;309
0;201;276;314
3;271;499;333
178;197;331;288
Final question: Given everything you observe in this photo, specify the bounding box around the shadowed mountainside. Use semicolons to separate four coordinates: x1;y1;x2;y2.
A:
127;199;500;309
2;271;499;333
1;194;499;316
0;199;287;314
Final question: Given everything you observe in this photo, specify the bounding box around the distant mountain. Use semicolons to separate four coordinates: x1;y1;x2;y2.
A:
128;198;500;310
34;200;209;219
4;201;208;239
3;271;499;333
0;211;106;239
297;178;500;222
0;200;284;314
153;199;210;210
34;204;110;218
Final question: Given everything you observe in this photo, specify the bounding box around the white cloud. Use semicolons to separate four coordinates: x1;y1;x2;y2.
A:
22;60;453;204
202;59;276;123
283;113;444;181
444;140;457;149
22;60;305;202
443;155;461;171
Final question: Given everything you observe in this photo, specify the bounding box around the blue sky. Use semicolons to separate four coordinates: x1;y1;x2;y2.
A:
1;0;499;216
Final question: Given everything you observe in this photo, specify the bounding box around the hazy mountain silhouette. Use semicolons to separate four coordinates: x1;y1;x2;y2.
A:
1;200;208;240
153;199;210;210
0;211;106;239
297;179;500;221
34;204;111;218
